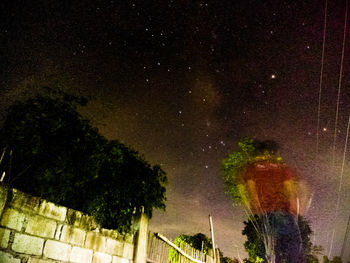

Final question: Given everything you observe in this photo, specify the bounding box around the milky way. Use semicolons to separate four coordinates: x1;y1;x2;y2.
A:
1;0;350;259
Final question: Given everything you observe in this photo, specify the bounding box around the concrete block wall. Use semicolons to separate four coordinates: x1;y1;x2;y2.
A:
0;185;134;263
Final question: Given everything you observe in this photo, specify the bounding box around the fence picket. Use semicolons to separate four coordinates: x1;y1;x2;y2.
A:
147;232;215;263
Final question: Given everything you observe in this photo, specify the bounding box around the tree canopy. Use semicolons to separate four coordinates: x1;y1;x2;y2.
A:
0;91;167;233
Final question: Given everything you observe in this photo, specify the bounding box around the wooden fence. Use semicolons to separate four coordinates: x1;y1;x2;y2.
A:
147;232;215;263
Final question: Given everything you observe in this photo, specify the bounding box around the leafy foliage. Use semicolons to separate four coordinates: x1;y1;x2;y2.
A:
221;137;282;203
169;233;238;263
0;92;167;233
217;249;241;263
168;234;211;263
177;233;212;254
168;235;188;263
242;215;266;262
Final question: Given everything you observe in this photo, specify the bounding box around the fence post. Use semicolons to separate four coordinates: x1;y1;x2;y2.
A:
209;215;217;262
216;248;221;263
134;208;149;263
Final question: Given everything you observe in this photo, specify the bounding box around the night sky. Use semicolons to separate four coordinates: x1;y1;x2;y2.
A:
1;0;350;260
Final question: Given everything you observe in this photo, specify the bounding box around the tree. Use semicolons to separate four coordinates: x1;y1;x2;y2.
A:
222;137;315;263
242;215;266;262
0;91;167;233
242;215;321;263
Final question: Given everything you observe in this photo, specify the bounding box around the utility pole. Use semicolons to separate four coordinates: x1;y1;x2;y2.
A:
135;207;149;263
209;215;217;262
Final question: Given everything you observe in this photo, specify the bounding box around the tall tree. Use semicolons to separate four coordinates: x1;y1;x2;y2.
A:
242;215;321;263
222;137;315;263
0;90;167;233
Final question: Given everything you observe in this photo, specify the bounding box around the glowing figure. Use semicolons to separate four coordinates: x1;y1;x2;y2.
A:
237;160;310;263
241;161;310;216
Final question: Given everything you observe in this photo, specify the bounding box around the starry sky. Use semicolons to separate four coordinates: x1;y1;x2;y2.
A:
1;0;350;260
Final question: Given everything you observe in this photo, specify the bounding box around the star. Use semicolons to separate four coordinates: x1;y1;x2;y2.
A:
1;1;341;259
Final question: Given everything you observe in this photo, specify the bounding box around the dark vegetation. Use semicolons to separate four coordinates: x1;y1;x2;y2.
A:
0;89;167;233
242;214;321;263
222;138;323;262
170;233;238;263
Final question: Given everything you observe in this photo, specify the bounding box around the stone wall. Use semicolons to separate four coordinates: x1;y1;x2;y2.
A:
0;185;135;263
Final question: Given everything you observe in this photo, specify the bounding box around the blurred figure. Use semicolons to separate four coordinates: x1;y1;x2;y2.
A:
241;161;310;263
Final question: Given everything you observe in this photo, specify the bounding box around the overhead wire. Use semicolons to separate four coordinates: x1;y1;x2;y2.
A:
332;0;349;166
329;0;349;257
314;0;329;254
316;0;328;160
332;109;350;258
341;214;350;258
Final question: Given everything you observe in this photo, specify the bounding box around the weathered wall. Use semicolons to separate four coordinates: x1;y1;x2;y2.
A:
0;185;134;263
